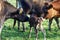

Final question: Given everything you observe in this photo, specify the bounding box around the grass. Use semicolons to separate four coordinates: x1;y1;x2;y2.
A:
1;0;60;40
2;19;60;40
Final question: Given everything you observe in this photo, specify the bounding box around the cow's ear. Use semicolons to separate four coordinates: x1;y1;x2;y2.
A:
49;4;53;8
48;4;53;9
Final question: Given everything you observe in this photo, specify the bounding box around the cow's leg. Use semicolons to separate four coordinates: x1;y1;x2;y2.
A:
0;22;3;40
29;26;32;38
39;20;46;40
0;18;5;40
13;19;16;28
34;25;38;40
18;21;20;30
49;18;53;31
40;26;46;40
54;17;60;29
22;22;25;32
0;23;3;40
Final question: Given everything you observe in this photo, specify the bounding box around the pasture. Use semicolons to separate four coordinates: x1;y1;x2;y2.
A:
2;0;60;40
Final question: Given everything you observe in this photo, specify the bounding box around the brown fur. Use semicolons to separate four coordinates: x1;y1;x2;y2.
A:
0;1;19;40
50;0;60;10
45;0;60;19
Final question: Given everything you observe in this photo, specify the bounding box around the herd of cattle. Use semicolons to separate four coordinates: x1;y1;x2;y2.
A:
0;0;60;40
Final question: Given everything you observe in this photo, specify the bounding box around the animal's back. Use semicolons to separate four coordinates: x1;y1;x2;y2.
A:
0;1;6;17
3;1;17;13
51;0;60;10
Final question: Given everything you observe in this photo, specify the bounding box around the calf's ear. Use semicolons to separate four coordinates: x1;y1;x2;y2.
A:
48;4;53;9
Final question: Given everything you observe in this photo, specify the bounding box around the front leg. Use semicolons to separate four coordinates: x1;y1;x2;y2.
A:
34;25;38;40
13;19;16;28
18;21;20;30
22;22;25;32
38;17;46;40
0;18;5;40
49;18;53;31
29;26;32;38
0;22;3;40
40;22;46;40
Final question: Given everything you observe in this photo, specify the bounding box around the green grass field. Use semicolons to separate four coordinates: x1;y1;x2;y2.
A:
2;0;60;40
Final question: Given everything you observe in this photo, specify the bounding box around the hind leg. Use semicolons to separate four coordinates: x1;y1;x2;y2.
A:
18;21;20;30
39;20;46;40
49;18;53;31
29;26;32;38
13;19;16;28
39;22;46;40
40;26;46;40
54;17;60;29
34;25;38;40
22;22;25;32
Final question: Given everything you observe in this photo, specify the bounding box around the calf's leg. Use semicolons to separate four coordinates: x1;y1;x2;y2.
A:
22;22;25;32
34;25;38;40
39;20;46;40
49;18;53;31
13;19;16;28
40;24;46;40
18;21;20;30
29;26;32;38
